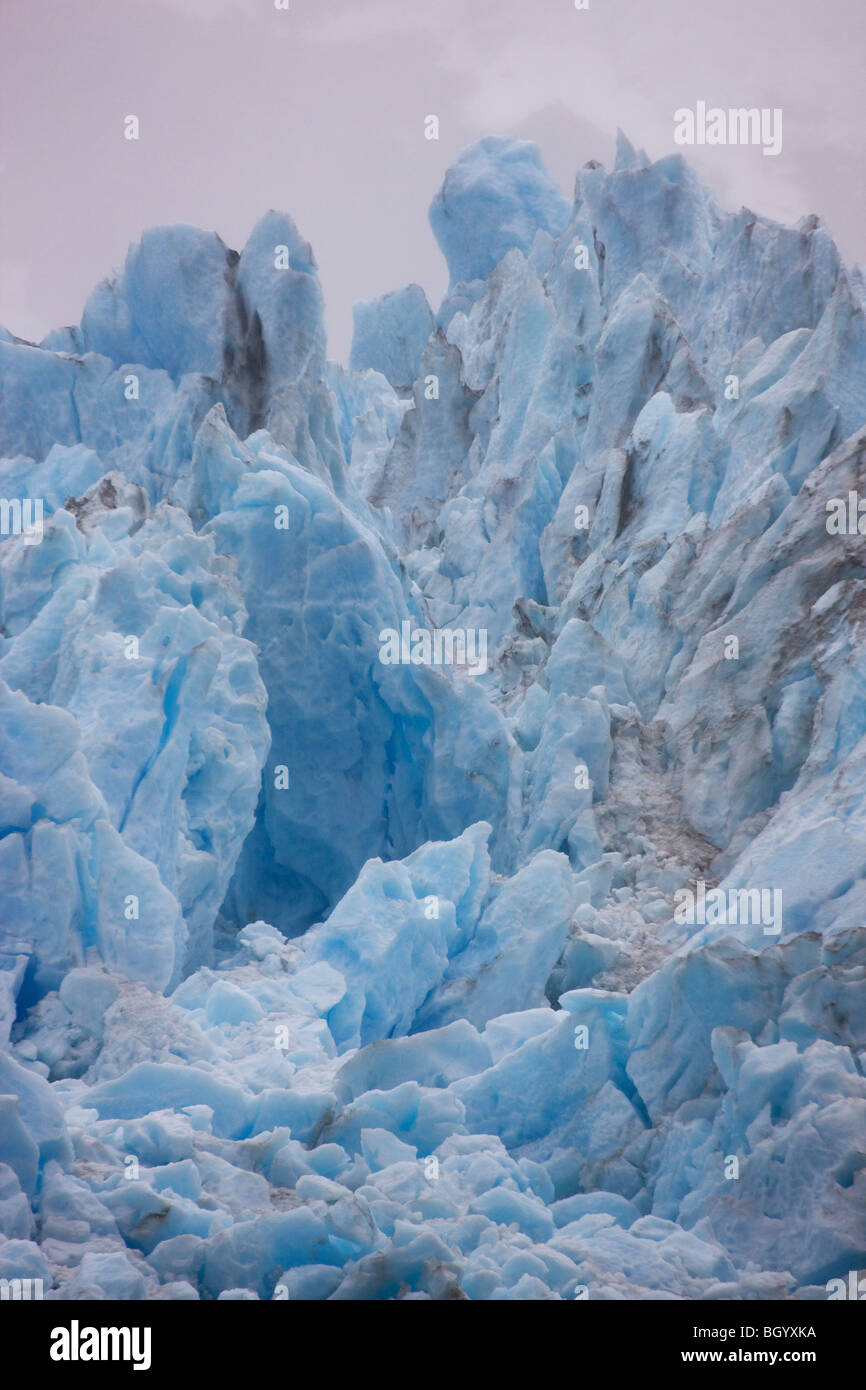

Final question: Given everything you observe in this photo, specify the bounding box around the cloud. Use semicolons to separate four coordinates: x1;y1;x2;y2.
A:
0;261;42;342
305;0;447;45
152;0;254;17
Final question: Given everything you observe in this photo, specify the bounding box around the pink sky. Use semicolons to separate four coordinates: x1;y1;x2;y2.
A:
1;0;863;361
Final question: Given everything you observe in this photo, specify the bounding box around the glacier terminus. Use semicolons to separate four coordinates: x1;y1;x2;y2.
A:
0;133;865;1303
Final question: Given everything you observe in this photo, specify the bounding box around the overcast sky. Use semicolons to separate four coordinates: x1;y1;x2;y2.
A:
1;0;863;361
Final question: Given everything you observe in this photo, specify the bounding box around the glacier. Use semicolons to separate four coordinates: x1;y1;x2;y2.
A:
0;131;865;1300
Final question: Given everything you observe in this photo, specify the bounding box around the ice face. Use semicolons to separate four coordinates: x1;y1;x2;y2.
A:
1;134;866;1301
350;284;435;393
430;136;571;293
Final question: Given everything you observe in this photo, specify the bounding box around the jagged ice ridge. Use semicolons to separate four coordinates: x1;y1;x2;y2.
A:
0;132;865;1301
